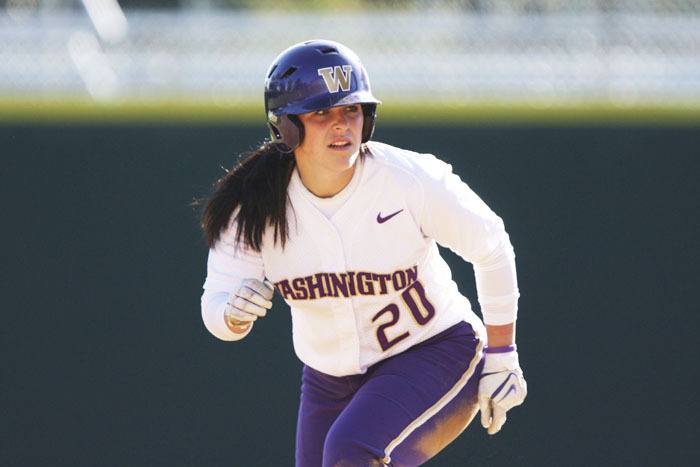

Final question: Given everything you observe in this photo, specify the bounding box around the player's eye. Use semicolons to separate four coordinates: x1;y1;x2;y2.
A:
314;109;329;116
346;105;360;113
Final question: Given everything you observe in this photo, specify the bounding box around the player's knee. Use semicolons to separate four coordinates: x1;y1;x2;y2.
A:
322;424;386;467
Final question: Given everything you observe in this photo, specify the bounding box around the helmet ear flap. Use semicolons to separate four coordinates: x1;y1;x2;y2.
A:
361;104;377;143
267;114;304;153
287;115;304;149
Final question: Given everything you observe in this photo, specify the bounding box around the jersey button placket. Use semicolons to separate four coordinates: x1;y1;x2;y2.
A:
326;223;362;375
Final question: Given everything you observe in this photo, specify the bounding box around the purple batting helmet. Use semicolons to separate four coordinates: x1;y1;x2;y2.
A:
264;39;381;153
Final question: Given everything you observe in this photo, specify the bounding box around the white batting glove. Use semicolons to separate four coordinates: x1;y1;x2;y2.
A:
478;346;527;435
223;278;275;326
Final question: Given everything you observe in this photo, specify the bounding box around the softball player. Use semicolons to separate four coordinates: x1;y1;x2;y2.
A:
200;40;527;466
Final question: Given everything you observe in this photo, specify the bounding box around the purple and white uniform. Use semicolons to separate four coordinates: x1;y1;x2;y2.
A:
201;141;519;465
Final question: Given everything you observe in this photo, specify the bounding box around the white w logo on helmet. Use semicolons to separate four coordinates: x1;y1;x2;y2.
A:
317;65;353;93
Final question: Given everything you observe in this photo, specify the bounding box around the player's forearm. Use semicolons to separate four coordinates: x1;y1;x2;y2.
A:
485;322;515;347
473;236;519;326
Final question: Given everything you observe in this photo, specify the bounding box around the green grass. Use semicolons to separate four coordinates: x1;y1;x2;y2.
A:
1;97;699;125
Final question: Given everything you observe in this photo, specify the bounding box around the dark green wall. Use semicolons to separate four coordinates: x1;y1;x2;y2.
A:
4;124;699;466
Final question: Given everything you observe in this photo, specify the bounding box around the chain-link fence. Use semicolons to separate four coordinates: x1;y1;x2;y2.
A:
1;0;699;107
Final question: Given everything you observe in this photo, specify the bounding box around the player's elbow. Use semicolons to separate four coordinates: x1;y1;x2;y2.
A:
200;313;234;342
470;230;514;269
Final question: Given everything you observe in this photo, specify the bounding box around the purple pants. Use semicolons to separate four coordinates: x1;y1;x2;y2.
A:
295;321;484;467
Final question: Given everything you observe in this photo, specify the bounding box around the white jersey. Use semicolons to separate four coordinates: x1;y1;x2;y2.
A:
202;141;519;377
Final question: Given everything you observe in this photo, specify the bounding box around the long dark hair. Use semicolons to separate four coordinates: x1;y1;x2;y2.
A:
201;141;296;251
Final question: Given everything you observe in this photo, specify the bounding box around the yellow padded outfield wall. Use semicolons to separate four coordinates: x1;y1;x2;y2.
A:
2;98;700;126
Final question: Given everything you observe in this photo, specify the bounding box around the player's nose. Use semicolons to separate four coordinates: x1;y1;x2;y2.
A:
331;108;350;129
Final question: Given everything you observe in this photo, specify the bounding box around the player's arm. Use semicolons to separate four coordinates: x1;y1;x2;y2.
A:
200;221;273;341
414;153;520;324
415;154;526;434
467;219;525;436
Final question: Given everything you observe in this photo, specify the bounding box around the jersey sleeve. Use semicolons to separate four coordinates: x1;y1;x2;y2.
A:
415;154;520;325
201;221;265;341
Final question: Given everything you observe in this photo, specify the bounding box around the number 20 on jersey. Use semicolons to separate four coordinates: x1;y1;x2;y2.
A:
371;280;435;351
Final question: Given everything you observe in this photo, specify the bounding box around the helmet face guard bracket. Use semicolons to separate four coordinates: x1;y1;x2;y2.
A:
264;40;380;153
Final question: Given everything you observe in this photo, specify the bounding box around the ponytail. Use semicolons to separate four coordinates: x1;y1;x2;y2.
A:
201;141;296;251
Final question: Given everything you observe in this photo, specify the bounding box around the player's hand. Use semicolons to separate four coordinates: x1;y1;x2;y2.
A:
223;278;275;326
478;347;527;435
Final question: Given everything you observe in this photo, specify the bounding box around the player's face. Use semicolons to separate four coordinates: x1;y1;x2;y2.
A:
295;104;364;172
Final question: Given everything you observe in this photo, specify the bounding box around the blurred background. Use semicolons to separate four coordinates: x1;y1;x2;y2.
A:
2;0;700;121
2;1;699;466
